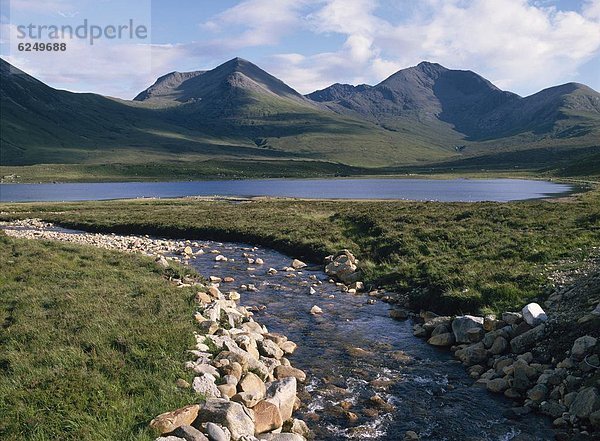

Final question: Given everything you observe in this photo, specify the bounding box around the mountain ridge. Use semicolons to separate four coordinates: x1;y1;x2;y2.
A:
1;57;598;173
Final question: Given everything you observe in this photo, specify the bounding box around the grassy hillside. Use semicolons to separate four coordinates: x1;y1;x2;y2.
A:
1;58;457;169
3;57;599;181
2;185;598;314
0;234;198;440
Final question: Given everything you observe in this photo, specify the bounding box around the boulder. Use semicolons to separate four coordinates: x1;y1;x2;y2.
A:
509;324;546;354
274;365;306;382
192;374;221;398
521;303;547;326
413;324;427;338
231;392;263;408
282;419;312;438
265;377;297;422
280;341;297;355
150;405;200;434
571;335;597;360
403;432;419;441
310;305;323;315
427;332;455;347
205;422;229;441
238;372;266;400
540;400;566;418
291;259;307;269
191;364;220;378
155;255;170;268
455;343;488;366
253;400;283;434
196;399;255;440
527;384;548;402
390;309;409;320
324;250;360;284
452;315;484;344
422;316;452;333
501;312;522;325
195;292;212;305
512;360;536;392
258;339;284;359
168;425;209;441
486;378;509;393
489;336;508;355
431;324;450;336
218;383;237;399
467;327;485;343
570;387;600;419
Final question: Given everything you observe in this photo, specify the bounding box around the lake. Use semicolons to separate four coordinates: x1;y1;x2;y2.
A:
0;178;574;202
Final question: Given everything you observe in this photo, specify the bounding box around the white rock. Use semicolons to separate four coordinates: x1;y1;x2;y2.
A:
192;373;221;398
310;305;323;315
522;303;548;326
291;259;307;269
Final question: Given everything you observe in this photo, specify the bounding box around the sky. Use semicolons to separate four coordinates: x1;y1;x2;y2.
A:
1;0;599;99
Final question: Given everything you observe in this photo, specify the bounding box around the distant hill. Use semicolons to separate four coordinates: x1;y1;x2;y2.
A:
1;57;598;176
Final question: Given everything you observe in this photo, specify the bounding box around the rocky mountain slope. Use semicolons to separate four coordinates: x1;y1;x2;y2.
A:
309;61;600;141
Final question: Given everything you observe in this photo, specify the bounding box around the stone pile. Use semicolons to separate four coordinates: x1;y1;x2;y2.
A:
413;302;599;439
1;219;207;264
151;281;312;441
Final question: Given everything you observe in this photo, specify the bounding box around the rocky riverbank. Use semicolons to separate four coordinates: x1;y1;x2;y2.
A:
395;273;600;440
150;278;312;441
2;220;313;440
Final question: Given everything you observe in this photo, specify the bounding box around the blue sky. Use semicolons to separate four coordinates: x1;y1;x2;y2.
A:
1;0;599;99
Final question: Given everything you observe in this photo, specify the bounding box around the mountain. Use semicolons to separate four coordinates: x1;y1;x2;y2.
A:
307;61;600;141
1;57;598;177
1;57;445;169
307;83;372;102
133;57;315;114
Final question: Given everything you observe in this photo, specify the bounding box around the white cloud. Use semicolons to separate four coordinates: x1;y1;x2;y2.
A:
583;0;600;21
268;0;600;95
2;0;599;97
199;0;314;48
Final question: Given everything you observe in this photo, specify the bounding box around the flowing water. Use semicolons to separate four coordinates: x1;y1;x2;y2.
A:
3;225;555;440
182;241;555;440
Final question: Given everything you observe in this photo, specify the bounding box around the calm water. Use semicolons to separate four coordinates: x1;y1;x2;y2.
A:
0;178;573;202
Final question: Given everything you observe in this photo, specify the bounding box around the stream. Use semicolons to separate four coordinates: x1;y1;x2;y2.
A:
183;240;554;441
2;224;555;440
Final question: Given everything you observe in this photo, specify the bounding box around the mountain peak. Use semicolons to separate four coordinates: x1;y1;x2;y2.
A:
220;57;253;70
134;56;312;108
416;61;447;71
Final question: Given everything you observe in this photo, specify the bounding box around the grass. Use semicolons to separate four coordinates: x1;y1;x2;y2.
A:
1;184;599;315
0;159;369;183
0;233;200;440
